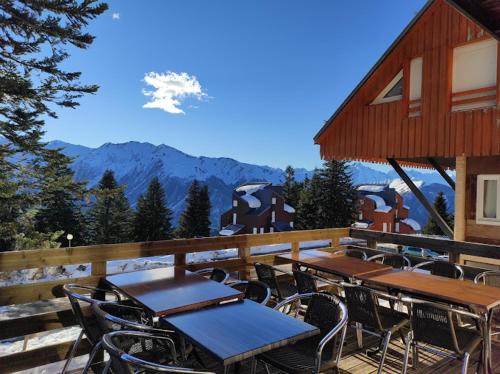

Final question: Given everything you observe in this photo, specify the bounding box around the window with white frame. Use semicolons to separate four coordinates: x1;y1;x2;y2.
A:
271;211;276;223
253;227;257;234
232;213;237;225
371;70;403;105
476;175;500;225
272;197;276;205
260;227;264;234
233;199;238;207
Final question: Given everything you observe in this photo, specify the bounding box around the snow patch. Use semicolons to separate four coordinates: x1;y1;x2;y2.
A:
353;221;370;228
374;206;392;213
219;229;235;236
241;194;261;208
357;185;385;192
389;179;424;194
401;218;422;231
284;203;295;213
365;194;387;209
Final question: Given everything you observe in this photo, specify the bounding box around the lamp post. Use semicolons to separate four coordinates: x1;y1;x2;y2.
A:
67;233;73;248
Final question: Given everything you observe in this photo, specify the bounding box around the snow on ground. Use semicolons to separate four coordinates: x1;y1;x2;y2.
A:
389;178;424;194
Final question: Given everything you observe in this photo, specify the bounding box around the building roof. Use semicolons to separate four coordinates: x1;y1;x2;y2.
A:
314;0;500;143
219;224;246;236
401;218;422;232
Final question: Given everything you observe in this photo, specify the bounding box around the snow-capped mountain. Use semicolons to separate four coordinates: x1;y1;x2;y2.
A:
45;140;454;229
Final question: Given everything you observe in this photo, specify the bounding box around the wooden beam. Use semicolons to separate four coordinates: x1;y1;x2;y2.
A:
454;156;467;242
426;157;456;190
387;158;454;238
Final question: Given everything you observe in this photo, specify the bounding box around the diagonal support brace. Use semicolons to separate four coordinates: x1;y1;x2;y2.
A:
387;158;454;239
426;157;455;191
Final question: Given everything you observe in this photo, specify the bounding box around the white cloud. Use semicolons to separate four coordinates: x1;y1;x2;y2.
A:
142;71;208;114
112;13;120;20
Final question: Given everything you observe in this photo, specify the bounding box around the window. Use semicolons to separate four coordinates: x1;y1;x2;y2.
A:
253;227;257;234
233;200;238;207
232;213;237;225
452;39;497;111
290;221;294;228
395;222;400;233
476;175;500;225
271;211;276;223
272;197;276;205
383;222;388;232
260;227;264;234
409;57;423;117
371;70;403;104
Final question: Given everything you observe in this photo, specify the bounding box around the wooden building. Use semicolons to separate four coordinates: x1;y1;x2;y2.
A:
219;182;295;236
314;0;500;265
355;184;420;234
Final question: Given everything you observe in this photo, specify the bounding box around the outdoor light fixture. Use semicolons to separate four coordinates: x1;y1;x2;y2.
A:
67;233;74;247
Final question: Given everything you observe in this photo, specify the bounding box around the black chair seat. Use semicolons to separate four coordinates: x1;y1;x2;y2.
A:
377;306;409;331
278;281;298;299
259;337;333;374
454;326;483;354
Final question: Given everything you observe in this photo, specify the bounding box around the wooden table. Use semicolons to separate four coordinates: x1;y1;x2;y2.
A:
162;299;319;366
276;250;392;279
359;269;500;373
105;267;243;317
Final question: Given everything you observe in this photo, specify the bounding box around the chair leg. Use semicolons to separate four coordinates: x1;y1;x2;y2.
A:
82;341;102;374
356;323;363;349
102;359;111;374
377;331;392;374
412;344;418;369
461;352;470;374
263;362;272;374
402;334;412;374
61;329;84;374
250;358;257;374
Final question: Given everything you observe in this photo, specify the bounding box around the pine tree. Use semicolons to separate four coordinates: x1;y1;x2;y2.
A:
423;192;454;236
34;150;87;246
0;1;106;250
133;177;173;241
0;1;107;162
316;160;357;228
282;165;302;209
197;185;212;237
176;180;201;239
176;180;212;238
87;170;132;244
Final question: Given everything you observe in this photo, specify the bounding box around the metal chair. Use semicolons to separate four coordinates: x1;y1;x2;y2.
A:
334;248;368;260
368;253;411;269
475;270;500;338
62;283;124;374
101;331;215;374
401;297;483;374
254;262;297;301
87;301;177;373
257;293;348;374
342;283;409;374
194;267;230;283
293;269;319;294
411;260;464;279
229;280;271;305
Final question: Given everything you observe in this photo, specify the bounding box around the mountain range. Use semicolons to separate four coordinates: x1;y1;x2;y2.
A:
46;140;455;230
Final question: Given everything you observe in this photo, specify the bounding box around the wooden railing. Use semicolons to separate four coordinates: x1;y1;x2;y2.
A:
0;228;349;372
350;228;500;264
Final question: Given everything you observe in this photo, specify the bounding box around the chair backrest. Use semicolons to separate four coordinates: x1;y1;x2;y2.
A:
409;300;471;354
334;249;367;260
92;302;154;338
229;280;271;305
431;261;464;280
382;254;411;269
63;284;119;345
343;284;382;331
194;268;229;283
474;270;500;287
303;293;345;361
254;263;281;298
293;270;318;294
102;331;214;374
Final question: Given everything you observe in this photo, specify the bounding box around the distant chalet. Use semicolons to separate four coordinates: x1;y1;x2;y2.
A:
219;182;295;236
354;184;421;234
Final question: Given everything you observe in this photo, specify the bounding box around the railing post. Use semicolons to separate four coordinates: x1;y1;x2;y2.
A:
291;241;300;254
367;239;377;250
331;236;340;248
175;253;186;267
238;247;251;280
91;261;107;277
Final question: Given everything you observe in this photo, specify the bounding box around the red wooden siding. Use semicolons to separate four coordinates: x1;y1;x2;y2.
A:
315;0;500;167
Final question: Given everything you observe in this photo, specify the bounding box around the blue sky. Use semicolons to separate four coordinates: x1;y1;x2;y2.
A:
44;0;427;170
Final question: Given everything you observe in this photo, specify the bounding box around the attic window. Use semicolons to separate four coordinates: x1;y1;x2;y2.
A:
371;70;404;105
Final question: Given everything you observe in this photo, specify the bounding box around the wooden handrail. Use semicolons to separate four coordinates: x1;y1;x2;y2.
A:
349;228;500;260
